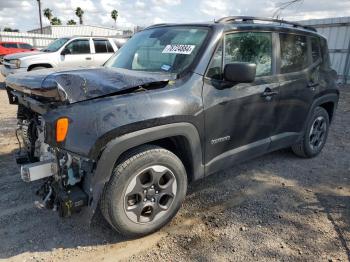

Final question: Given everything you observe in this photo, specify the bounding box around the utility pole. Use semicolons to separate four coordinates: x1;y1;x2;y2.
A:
37;0;43;34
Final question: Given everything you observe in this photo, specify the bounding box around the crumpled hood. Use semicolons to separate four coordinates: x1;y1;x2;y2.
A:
6;67;173;103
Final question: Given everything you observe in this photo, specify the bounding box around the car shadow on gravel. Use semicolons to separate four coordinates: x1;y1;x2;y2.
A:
172;149;350;260
0;149;132;259
0;147;349;260
314;194;350;260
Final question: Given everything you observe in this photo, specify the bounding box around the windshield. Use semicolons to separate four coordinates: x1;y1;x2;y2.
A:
42;38;69;52
105;27;209;74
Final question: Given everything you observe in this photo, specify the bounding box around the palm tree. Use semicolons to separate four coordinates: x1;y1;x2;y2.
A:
50;17;62;25
111;10;118;27
67;19;77;25
75;7;84;25
43;8;53;23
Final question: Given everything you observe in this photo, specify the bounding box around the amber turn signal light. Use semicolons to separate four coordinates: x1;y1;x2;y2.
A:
56;118;69;142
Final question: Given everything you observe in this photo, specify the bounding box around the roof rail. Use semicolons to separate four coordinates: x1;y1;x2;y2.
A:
144;23;170;30
216;16;317;32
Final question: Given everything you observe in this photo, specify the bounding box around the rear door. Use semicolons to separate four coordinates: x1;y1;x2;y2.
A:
59;38;94;68
272;33;317;149
203;31;280;174
92;38;115;65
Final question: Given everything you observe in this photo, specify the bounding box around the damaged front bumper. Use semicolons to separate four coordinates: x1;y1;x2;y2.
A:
19;148;94;220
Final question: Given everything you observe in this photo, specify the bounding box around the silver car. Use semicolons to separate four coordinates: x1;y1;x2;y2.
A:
1;36;118;76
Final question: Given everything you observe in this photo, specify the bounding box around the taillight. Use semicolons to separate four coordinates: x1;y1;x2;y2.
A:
56;117;69;142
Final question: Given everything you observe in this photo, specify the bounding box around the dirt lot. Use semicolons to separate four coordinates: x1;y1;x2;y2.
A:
0;76;349;261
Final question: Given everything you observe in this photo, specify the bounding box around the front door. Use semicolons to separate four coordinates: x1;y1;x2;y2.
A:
203;31;280;174
59;39;94;68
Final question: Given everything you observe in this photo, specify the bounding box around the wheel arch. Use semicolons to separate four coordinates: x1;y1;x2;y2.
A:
88;122;204;217
27;63;53;71
307;93;339;125
319;101;336;123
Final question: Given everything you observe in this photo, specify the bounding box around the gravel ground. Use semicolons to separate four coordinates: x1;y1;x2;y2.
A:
0;77;349;261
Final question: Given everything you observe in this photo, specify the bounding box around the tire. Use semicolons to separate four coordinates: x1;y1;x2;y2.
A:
291;106;330;158
100;145;187;237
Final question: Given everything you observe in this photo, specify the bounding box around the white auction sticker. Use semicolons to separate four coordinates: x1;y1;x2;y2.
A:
162;44;196;55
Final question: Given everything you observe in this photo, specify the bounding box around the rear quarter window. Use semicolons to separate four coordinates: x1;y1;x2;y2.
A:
280;34;308;74
19;43;33;49
311;37;321;63
320;38;331;68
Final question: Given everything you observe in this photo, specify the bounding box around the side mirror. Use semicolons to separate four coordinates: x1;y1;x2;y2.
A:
223;63;256;83
61;48;70;55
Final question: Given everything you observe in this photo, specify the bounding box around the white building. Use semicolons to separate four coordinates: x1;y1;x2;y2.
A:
28;25;124;37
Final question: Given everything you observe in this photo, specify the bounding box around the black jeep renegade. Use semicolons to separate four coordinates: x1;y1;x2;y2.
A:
5;16;339;237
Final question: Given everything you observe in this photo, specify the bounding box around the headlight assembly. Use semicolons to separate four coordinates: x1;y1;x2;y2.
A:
9;59;21;68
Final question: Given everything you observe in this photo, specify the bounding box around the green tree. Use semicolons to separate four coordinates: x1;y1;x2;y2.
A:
3;27;19;32
75;7;84;25
50;17;62;25
43;8;53;23
111;9;118;27
67;19;77;25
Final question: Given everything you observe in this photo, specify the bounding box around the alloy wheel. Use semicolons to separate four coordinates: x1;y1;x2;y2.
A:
123;165;177;224
309;116;327;151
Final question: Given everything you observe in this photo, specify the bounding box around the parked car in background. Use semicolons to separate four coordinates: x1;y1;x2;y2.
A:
1;36;118;76
0;42;36;63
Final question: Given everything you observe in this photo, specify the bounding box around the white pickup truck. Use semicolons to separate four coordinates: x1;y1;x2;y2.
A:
1;36;118;76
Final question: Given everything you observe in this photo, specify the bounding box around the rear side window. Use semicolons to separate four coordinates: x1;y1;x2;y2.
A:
93;39;114;53
65;39;91;54
2;43;18;48
19;43;33;49
311;37;321;63
224;32;272;77
280;34;308;74
320;38;331;68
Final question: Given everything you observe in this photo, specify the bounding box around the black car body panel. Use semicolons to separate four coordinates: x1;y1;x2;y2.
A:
41;72;205;160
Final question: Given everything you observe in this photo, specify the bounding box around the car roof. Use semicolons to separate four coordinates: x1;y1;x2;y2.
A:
144;16;325;39
66;36;113;39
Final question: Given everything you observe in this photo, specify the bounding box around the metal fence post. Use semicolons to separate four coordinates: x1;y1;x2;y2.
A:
344;38;350;84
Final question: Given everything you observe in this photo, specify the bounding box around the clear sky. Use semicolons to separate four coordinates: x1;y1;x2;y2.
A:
1;0;350;31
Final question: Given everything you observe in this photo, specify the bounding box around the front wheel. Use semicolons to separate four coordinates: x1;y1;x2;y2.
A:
292;106;330;158
100;145;187;237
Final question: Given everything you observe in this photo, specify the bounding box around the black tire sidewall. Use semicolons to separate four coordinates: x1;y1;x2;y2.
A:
303;107;330;157
107;147;187;237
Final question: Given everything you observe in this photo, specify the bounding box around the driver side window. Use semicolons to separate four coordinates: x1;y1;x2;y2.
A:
207;32;273;79
65;39;91;54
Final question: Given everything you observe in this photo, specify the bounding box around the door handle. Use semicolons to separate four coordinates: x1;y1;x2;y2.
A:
85;57;92;60
307;82;319;88
261;88;278;98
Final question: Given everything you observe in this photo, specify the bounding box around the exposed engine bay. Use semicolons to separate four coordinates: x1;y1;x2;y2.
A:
5;66;173;220
16;104;89;217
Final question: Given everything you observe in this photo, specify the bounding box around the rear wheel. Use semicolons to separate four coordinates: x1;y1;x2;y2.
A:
292;106;329;158
100;145;187;237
